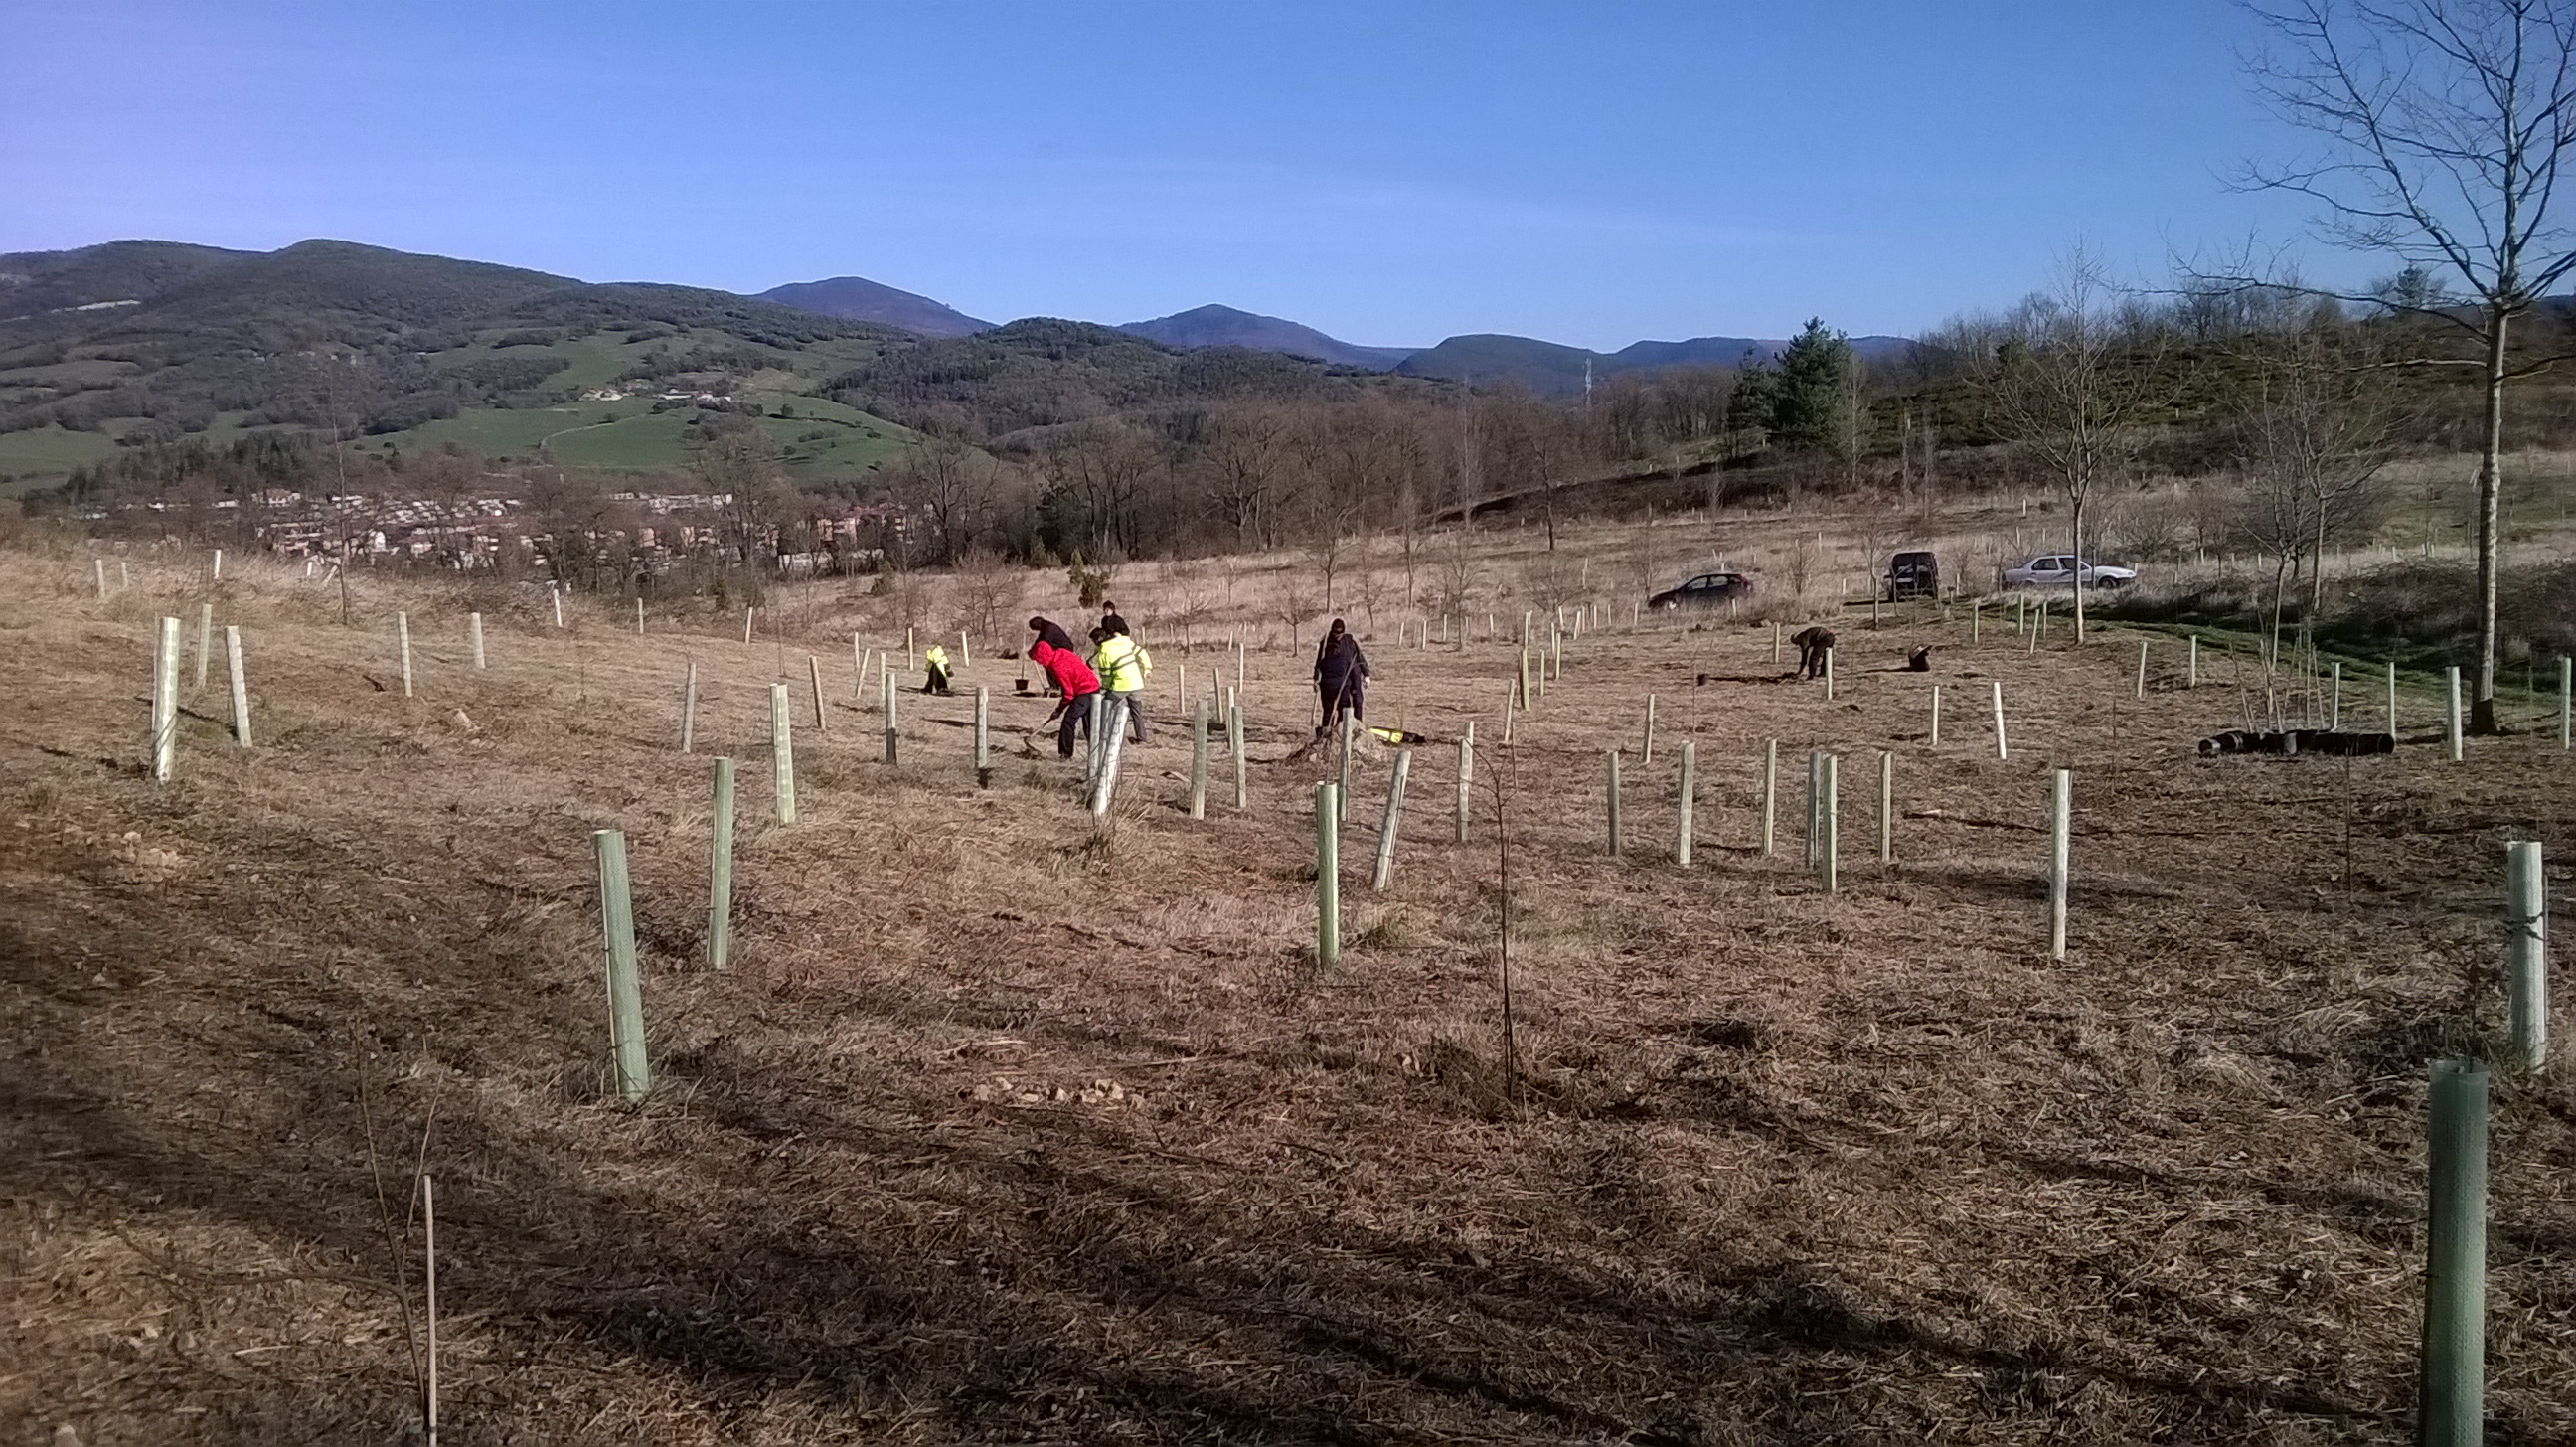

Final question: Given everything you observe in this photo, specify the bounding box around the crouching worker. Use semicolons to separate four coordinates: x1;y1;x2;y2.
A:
1030;640;1102;759
1790;625;1837;680
922;642;953;695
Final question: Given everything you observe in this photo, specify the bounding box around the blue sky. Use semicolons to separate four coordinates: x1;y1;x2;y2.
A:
6;1;2318;349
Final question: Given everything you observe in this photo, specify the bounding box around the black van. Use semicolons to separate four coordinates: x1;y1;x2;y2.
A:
1886;551;1939;600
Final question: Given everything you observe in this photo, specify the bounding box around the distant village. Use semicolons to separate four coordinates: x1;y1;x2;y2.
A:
113;487;910;578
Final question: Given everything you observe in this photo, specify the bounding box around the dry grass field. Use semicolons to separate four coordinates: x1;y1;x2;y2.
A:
3;513;2573;1445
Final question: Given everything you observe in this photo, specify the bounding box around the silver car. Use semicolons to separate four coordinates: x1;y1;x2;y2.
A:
2003;554;2136;589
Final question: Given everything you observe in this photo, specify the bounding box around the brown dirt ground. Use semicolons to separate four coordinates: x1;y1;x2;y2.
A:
2;547;2572;1446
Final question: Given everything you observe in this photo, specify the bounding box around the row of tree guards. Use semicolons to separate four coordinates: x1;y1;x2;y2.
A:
144;562;2576;779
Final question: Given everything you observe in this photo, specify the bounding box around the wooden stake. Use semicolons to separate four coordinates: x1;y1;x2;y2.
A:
2560;657;2570;751
1337;711;1356;810
2134;638;2148;699
2446;666;2464;761
1315;782;1341;965
551;586;563;629
742;608;754;645
2419;1058;2489;1447
1455;723;1474;843
769;683;796;824
974;687;992;785
1805;751;1822;867
853;634;865;698
1189;702;1208;819
807;655;828;730
1677;739;1695;867
150;615;180;781
398;611;414;698
1642;693;1657;764
1819;753;1839;894
1878;750;1894;864
1085;693;1104;785
2506;841;2547;1070
1771;621;1782;664
225;625;250;747
2388;659;2399;738
1606;749;1623;857
1370;749;1411;889
422;1172;438;1447
1759;738;1777;857
195;602;214;689
1972;598;1981;644
592;828;651;1102
2048;769;2070;960
680;664;698;753
1992;682;2009;761
1088;705;1124;816
883;671;899;764
1229;701;1247;810
708;758;735;971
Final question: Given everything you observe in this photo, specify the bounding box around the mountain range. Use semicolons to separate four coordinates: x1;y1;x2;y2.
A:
747;273;1910;393
0;236;1917;485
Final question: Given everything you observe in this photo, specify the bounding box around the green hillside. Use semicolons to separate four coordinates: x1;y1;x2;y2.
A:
0;240;920;486
1;239;1420;492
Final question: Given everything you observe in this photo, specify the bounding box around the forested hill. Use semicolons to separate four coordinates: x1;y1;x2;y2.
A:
0;240;922;485
821;318;1389;442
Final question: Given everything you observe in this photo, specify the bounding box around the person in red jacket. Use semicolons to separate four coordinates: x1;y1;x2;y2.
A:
1030;640;1102;759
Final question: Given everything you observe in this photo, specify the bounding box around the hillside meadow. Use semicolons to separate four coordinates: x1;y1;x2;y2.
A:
3;497;2572;1444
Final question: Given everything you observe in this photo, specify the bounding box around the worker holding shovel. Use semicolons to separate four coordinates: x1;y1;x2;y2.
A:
1312;617;1369;738
1030;640;1102;759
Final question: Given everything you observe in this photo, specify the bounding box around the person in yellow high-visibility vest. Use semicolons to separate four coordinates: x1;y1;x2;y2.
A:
1088;623;1151;743
922;642;952;695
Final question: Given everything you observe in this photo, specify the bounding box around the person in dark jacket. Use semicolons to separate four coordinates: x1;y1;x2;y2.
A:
1313;618;1369;736
1029;615;1079;654
1027;615;1078;695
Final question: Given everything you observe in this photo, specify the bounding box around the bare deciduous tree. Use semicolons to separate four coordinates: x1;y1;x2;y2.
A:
2241;0;2576;730
950;548;1026;654
889;431;1002;565
1981;249;2165;642
1198;404;1291;550
2232;324;2398;684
